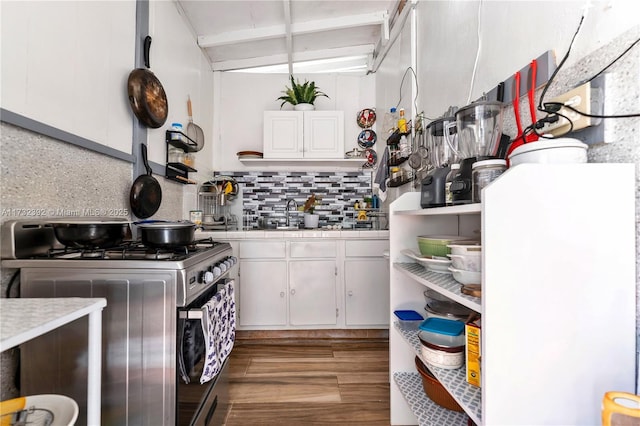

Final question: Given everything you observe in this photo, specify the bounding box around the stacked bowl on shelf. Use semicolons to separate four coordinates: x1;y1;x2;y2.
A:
447;241;482;293
394;291;479;412
416;235;473;258
415;316;467;412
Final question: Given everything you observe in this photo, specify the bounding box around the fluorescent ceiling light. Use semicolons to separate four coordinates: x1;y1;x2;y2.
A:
229;55;369;74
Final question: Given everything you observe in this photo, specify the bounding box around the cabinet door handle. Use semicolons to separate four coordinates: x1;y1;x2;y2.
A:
348;290;353;297
290;289;296;296
280;291;285;297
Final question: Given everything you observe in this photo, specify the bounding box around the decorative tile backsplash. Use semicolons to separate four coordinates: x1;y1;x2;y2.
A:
217;171;374;229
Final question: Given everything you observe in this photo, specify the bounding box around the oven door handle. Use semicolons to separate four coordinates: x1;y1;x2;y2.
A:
179;310;203;320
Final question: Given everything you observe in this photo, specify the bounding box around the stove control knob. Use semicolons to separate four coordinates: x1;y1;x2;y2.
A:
232;256;238;264
219;262;228;272
213;266;222;277
224;260;232;269
203;271;214;284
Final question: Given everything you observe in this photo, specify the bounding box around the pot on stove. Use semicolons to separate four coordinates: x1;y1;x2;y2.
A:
136;220;196;248
50;219;131;249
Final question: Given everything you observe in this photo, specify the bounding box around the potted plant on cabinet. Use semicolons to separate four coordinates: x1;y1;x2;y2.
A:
277;75;329;110
302;194;320;228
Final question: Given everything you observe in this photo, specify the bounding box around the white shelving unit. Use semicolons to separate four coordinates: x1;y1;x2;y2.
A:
389;163;637;425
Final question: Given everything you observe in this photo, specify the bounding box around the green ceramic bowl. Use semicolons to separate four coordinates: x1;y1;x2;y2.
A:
417;235;471;257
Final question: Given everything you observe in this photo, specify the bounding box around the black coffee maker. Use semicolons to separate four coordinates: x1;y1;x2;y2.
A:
420;116;458;208
449;101;504;204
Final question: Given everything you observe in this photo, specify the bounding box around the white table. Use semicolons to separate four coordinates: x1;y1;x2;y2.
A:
0;297;107;425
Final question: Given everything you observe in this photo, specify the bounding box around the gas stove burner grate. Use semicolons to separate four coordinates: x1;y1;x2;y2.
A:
40;237;223;261
47;246;108;259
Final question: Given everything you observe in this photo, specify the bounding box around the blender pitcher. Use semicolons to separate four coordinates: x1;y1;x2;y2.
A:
421;116;458;208
448;101;504;204
454;101;504;160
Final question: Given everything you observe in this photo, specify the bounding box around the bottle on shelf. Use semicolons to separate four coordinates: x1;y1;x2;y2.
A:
171;123;184;142
383;107;399;135
168;147;183;163
397;108;408;134
399;135;410;157
372;194;380;209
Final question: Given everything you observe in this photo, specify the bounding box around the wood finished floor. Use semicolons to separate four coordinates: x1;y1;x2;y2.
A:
224;337;390;425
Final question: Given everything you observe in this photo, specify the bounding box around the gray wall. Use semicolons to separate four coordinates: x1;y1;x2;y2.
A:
504;27;640;354
0;122;185;398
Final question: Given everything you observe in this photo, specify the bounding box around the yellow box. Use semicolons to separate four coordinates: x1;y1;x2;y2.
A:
465;321;481;387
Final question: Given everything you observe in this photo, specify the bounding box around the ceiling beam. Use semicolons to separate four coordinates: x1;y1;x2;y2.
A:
211;44;375;72
370;0;416;73
198;11;389;48
283;0;293;75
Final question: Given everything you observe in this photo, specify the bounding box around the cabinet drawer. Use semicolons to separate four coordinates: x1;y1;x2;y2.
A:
345;240;389;257
239;241;286;259
290;241;337;258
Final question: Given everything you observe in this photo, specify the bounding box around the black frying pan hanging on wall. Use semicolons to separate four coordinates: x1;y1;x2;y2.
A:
127;36;168;128
130;144;162;219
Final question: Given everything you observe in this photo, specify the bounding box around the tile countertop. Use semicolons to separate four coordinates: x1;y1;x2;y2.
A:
0;297;107;351
198;229;390;240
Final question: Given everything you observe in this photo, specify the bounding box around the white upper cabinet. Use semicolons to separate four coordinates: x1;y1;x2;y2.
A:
263;111;344;159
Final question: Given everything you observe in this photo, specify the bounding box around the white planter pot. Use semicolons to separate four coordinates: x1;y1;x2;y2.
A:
304;213;319;228
294;103;315;111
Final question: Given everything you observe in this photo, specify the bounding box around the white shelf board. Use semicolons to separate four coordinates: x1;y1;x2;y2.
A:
394;204;481;216
395;322;482;425
393;371;469;425
394;262;481;312
239;157;368;168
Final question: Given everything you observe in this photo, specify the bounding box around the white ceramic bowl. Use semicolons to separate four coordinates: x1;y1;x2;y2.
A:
447;242;481;256
401;249;452;273
0;394;79;426
448;253;482;272
508;137;588;166
448;266;481;285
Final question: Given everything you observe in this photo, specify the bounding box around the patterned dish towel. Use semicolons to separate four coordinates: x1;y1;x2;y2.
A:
200;279;236;384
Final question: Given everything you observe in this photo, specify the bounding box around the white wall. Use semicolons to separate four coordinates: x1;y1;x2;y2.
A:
147;1;215;173
0;1;136;154
212;72;376;171
415;0;640;117
374;10;415;206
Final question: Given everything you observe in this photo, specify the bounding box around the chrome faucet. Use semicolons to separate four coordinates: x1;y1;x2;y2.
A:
286;199;298;227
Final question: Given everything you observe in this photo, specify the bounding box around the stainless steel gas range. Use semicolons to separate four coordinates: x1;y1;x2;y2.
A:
1;220;237;425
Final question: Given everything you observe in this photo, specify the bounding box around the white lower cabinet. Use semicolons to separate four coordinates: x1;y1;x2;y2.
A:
389;164;636;425
239;259;287;327
236;237;388;330
344;240;389;327
238;241;287;327
289;241;338;326
289;260;337;326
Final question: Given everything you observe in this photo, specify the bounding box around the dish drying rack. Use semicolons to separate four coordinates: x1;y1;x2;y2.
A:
198;179;239;231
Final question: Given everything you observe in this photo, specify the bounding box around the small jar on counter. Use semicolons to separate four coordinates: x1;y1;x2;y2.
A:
472;159;507;203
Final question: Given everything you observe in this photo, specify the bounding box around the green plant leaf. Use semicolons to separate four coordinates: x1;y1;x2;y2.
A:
276;75;329;108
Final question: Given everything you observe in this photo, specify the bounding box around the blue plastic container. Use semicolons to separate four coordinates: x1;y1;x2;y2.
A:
418;317;464;336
